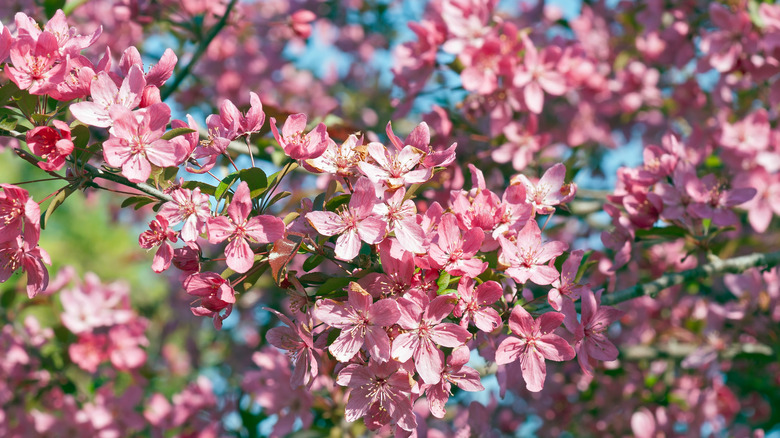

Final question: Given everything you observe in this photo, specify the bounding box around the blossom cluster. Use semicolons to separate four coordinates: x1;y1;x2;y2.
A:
0;2;778;436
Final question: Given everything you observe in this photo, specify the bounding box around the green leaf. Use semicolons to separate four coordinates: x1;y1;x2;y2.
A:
312;192;326;212
318;277;353;297
181;181;216;197
234;262;268;293
160;127;196;141
438;288;458;296
267;162;299;186
266;191;291;208
437;271;451;293
70;124;90;149
0;114;17;131
325;194;350;212
0;81;21;105
574;250;595;283
302;254;324;272
120;196;155;210
41;185;76;229
44;0;67;18
634;226;688;240
299;272;329;284
215;171;241;201
239;167;268;198
14;91;37;118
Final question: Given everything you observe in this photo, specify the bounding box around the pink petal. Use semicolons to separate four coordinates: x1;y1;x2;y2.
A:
391;332;417;363
430;322;471;348
356;216;387;245
225;238;254;273
536;334;575;361
245;215;285;243
329;328;364;362
368;298;401;326
508;305;535;337
473;308;502;333
335;229;361;261
524;81;544;114
364;326;392;362
495;337;524;365
519;347;547;392
207;216;234;243
414;337;444;384
306;211;347;236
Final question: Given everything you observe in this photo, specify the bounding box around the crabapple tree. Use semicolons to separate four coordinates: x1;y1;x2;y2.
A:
0;1;779;437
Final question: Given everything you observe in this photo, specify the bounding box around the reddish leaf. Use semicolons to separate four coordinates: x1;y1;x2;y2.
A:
269;231;304;284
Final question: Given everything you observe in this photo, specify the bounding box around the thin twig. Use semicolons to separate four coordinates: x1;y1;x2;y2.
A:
600;250;780;306
159;0;239;101
530;250;780;313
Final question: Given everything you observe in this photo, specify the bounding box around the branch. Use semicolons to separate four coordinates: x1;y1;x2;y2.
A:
529;250;780;314
82;163;174;203
160;0;239;102
602;250;780;306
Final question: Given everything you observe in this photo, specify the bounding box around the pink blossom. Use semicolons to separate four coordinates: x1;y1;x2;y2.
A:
107;319;148;371
425;346;484;418
358;141;432;191
6;32;68;95
0;184;41;244
16;10;101;57
118;46;178;89
373;187;426;254
454;278;502;333
207;181;285;273
513;37;567;114
102;103;185;183
548;249;588;315
498;220;567;285
183;114;229;174
460;37;503;95
305;134;362;176
70;66;146;128
172;242;201;274
440;0;495;54
495;305;574;392
270;113;329;160
392;294;472;384
428;214;487;278
491;117;548;172
184;272;235;330
337;358;417;432
60;273;134;334
314;282;400;362
686;174;756;227
290;10;317;39
451;164;533;251
69;332;109;373
513;163;576;215
734;169;780;233
25;120;74;171
213;92;265;138
0;22;12;63
699;3;754;72
385;121;457;169
567;290;623;377
158;187;211;242
306;177;387;261
0;236;51;298
265;308;319;389
138;215;178;273
242;347;314;437
360;238;415;298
